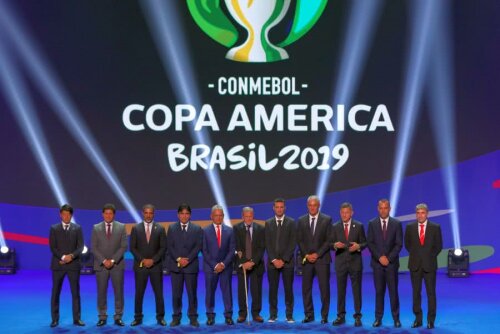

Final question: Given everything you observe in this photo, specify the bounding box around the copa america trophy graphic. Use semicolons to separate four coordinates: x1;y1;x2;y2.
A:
187;0;328;63
224;0;290;62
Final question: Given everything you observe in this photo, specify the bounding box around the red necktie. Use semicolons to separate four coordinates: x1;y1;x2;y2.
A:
344;223;349;241
106;223;111;240
146;224;151;243
216;225;221;248
419;224;425;245
382;220;387;240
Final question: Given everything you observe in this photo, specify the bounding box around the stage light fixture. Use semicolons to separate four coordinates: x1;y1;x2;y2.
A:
0;247;16;274
80;245;94;275
448;248;469;278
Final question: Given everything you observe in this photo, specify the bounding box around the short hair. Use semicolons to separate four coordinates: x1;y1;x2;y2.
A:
59;204;73;215
415;203;428;212
211;204;224;213
142;204;155;212
378;199;390;206
178;203;192;213
307;195;320;204
273;198;285;205
242;206;254;214
102;203;116;213
340;202;353;210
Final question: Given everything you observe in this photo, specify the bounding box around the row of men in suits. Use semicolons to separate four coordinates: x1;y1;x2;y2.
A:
49;197;442;330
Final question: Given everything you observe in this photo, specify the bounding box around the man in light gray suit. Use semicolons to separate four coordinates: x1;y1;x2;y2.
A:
91;203;128;327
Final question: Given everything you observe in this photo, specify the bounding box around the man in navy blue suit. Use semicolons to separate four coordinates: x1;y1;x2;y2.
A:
166;204;203;327
202;205;235;325
367;199;403;328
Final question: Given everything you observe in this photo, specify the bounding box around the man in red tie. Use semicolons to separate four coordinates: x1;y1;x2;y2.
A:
404;203;443;329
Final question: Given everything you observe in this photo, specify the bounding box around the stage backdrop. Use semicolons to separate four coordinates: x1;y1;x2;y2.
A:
0;0;498;271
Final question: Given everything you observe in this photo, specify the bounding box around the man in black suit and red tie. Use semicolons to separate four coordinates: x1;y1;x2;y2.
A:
49;204;85;328
405;203;443;329
234;206;265;323
332;202;367;327
367;199;403;328
297;195;332;324
166;204;203;327
265;198;296;323
129;204;167;326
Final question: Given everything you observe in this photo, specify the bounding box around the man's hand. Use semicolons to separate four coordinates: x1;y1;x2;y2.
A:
242;261;254;271
273;259;285;269
348;242;360;252
379;255;389;266
306;253;318;263
214;262;225;273
103;259;114;269
179;258;189;268
142;259;154;268
62;254;73;264
334;242;346;249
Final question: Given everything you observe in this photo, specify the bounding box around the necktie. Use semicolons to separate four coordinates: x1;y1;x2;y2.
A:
382;220;387;240
245;225;252;260
182;224;187;233
310;217;316;236
106;223;111;240
344;223;349;241
146;223;151;243
64;224;69;232
216;225;221;248
419;224;425;245
276;219;282;257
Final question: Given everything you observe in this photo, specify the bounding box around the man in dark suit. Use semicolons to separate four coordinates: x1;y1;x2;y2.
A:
234;207;265;323
166;204;203;327
129;204;167;326
297;195;332;324
367;199;403;328
265;198;296;323
49;204;85;327
404;203;443;329
332;202;367;327
91;203;128;327
202;205;235;325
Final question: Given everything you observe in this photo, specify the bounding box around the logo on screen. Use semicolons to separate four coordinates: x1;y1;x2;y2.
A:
187;0;328;63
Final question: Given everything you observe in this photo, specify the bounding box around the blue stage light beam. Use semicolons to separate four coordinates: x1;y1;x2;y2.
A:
428;1;461;248
141;0;231;224
316;0;384;203
0;219;6;248
389;0;438;215
0;2;141;223
0;34;69;207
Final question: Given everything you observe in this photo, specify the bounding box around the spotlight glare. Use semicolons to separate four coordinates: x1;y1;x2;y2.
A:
0;246;8;254
453;248;463;257
82;246;88;254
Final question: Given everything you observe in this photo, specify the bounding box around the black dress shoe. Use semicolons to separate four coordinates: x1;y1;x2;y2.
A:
114;319;125;326
225;317;234;325
411;320;422;328
130;319;142;326
332;317;345;326
237;316;246;323
96;320;106;326
372;319;382;327
394;319;401;328
268;316;277;323
206;318;215;326
320;318;328;324
190;319;200;327
170;319;180;327
427;321;435;329
50;320;58;328
302;316;314;323
157;318;167;326
354;318;362;327
73;319;85;326
253;315;264;323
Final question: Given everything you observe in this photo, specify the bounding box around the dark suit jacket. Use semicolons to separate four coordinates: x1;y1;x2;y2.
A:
202;223;235;273
130;222;167;272
49;223;84;271
166;222;203;273
404;220;443;272
297;213;332;265
234;222;265;274
264;216;296;268
332;219;367;272
367;217;403;268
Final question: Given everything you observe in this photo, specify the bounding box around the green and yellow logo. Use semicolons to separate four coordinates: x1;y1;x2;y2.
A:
187;0;328;63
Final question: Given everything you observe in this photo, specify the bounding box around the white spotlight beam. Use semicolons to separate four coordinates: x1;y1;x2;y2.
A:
0;219;6;248
0;34;68;207
141;0;231;224
389;0;438;214
0;3;141;223
316;0;383;202
428;1;461;248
